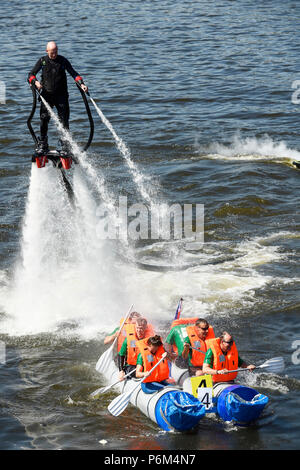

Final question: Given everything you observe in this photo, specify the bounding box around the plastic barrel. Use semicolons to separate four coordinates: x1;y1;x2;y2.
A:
217;385;269;424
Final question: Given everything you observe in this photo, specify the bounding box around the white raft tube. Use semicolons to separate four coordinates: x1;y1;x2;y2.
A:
102;358;205;431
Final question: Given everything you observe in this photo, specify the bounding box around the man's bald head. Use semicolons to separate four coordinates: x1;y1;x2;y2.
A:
46;41;58;59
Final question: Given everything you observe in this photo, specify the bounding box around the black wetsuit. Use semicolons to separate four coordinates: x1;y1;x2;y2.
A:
28;55;82;140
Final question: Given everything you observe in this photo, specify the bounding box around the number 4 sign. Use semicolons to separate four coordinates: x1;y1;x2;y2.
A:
190;375;214;410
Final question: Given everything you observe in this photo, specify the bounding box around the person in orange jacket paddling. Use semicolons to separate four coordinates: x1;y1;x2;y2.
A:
103;311;142;346
181;318;215;376
118;317;153;380
136;335;175;393
203;331;256;382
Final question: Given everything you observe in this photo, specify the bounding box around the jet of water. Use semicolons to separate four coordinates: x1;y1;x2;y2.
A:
39;95;119;229
89;97;154;204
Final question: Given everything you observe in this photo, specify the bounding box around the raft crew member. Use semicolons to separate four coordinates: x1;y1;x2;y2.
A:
118;317;151;381
181;319;215;376
136;335;174;394
164;325;188;364
28;41;88;154
203;331;256;382
104;311;142;346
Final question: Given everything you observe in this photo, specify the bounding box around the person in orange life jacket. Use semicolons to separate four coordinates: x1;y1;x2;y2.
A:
118;317;149;381
164;316;211;367
103;311;142;345
28;41;88;154
202;331;256;382
136;336;174;394
182;318;214;376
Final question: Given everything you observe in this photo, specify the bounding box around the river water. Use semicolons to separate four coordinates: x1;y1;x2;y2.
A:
0;0;299;451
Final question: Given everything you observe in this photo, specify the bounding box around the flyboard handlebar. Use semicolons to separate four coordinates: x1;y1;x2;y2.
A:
27;82;94;153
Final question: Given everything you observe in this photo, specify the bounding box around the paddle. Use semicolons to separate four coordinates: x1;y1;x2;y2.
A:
95;304;134;373
90;368;137;399
108;352;168;417
189;345;206;355
229;357;284;374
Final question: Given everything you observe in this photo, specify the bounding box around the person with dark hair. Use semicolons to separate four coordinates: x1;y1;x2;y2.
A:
28;41;88;154
203;331;256;382
181;318;215;376
136;335;174;394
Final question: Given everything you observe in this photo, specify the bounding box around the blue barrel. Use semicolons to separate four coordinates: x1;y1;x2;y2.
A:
217;385;269;425
154;390;206;431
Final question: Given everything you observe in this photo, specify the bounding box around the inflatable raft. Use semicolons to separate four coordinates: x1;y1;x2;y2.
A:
102;358;206;432
171;361;269;425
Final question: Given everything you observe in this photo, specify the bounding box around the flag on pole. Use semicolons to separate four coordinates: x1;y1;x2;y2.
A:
174;298;183;320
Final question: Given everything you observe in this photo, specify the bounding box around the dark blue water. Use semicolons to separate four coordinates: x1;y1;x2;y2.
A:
0;0;299;450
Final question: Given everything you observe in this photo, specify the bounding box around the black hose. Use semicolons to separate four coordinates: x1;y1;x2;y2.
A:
27;83;94;151
75;83;94;152
27;85;38;145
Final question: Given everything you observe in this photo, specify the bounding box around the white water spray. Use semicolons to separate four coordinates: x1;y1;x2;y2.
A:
39;95;119;226
1;163;129;337
89;97;154;204
194;132;300;165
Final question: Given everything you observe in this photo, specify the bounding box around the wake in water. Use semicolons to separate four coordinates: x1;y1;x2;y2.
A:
194;132;300;166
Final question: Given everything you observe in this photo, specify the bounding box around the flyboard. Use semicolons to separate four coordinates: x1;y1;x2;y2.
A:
27;82;94;202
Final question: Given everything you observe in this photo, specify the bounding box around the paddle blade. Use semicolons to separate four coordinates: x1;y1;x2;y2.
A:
259;357;284;374
95;304;134;373
108;353;167;417
90;385;109;399
108;390;132;417
95;346;113;374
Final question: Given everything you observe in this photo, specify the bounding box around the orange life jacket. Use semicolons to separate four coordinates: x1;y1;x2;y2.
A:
186;325;215;367
136;338;170;383
119;319;154;353
169;318;214;355
206;337;238;383
125;323;154;365
117;317;130;352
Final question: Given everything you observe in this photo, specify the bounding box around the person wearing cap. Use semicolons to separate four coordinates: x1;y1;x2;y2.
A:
27;41;88;154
